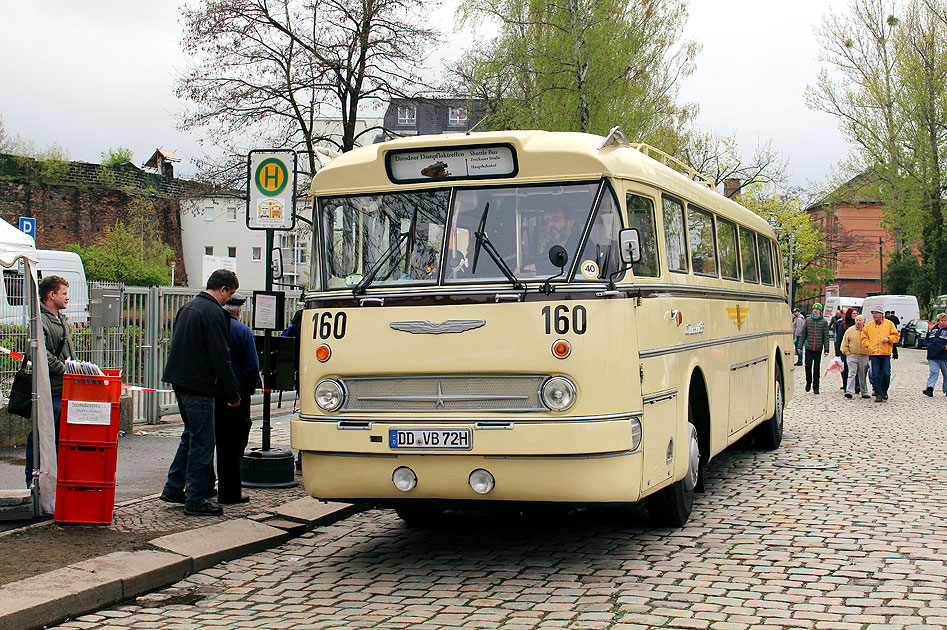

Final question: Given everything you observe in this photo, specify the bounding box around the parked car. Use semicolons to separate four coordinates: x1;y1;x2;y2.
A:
900;319;929;348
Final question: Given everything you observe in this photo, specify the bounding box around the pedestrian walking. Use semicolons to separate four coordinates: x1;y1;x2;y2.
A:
841;314;871;399
798;302;830;394
160;269;242;516
835;307;857;391
24;276;76;486
214;295;260;504
862;306;900;402
886;311;901;360
923;312;947;397
792;308;804;366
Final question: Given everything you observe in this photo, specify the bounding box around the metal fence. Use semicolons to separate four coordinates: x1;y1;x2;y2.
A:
2;279;302;424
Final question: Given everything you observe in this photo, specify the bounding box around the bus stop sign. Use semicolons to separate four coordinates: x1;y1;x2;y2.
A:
247;150;296;231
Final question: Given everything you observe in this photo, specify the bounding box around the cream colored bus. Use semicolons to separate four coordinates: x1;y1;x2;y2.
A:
293;128;793;526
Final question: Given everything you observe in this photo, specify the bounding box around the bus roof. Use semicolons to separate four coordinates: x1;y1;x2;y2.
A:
311;130;775;234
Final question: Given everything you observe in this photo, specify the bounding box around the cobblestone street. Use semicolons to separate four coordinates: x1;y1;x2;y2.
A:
55;348;947;629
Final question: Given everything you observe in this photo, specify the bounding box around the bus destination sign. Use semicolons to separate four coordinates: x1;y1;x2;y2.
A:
386;144;518;184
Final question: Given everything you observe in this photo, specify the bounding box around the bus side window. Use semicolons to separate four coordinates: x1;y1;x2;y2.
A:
574;187;622;280
758;234;774;285
626;194;659;277
662;196;688;273
739;226;759;283
717;217;740;280
687;206;718;277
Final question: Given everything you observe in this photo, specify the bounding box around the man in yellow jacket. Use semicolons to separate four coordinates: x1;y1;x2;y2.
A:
861;306;900;402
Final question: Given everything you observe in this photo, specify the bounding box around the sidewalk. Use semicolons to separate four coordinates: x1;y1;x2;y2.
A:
0;403;364;630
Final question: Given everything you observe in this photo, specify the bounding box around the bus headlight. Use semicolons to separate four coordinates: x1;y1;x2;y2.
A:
468;469;495;494
314;379;345;411
392;466;417;492
541;377;576;411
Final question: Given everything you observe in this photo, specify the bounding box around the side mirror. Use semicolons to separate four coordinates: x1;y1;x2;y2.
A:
548;245;569;270
271;248;284;280
619;228;641;264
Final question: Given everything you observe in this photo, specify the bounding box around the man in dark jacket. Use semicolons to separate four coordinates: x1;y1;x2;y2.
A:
24;275;76;486
213;295;260;504
160;269;241;516
798;302;830;394
923;312;947;397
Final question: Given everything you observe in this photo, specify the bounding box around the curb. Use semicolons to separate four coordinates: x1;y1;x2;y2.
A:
0;500;365;630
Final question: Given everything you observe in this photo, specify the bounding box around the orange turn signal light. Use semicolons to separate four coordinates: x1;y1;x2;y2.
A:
551;339;571;359
315;344;332;362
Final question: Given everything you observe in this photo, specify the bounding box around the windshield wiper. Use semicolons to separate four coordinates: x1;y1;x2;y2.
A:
353;231;410;296
471;201;525;291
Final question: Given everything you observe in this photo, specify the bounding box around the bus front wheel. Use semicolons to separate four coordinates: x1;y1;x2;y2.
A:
646;418;698;527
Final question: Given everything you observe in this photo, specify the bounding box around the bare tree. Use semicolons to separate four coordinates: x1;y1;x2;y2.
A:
178;0;440;187
680;131;789;197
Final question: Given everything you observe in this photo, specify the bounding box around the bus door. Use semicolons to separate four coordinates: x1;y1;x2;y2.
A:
636;298;677;491
727;300;759;435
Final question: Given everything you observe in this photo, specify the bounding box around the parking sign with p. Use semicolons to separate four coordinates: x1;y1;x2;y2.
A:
19;217;36;241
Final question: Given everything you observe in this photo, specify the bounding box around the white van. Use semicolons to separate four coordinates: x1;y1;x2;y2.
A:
860;294;920;327
0;250;89;326
823;296;864;319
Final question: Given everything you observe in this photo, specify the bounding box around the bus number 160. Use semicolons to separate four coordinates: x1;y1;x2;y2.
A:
312;312;347;339
541;305;587;335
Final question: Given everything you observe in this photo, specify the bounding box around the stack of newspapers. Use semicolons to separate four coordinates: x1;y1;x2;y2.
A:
64;359;105;377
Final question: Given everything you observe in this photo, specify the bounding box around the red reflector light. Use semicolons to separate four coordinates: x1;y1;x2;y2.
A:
316;344;331;362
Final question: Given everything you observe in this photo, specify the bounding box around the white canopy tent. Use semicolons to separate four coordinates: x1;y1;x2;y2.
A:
0;218;56;515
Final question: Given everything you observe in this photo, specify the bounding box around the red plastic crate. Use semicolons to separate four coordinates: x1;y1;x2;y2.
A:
57;440;117;485
54;482;115;524
62;369;122;403
59;401;121;443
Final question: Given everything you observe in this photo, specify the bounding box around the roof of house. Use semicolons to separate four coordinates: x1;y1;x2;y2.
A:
144;149;181;169
806;171;882;210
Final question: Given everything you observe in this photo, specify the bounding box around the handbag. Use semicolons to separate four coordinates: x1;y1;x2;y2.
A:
6;333;67;419
7;357;32;418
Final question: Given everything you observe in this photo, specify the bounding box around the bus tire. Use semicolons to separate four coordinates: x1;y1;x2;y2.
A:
395;503;443;526
646;418;698;527
752;365;784;450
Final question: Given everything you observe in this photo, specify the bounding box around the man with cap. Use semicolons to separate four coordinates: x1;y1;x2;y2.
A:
792;308;805;366
798;303;830;394
861;305;900;402
214;294;260;504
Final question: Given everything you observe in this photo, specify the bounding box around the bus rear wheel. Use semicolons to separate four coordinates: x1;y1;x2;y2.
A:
646;418;698;527
752;365;784;450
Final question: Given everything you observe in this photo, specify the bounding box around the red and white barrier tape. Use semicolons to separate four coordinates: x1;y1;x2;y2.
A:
121;384;175;393
0;345;27;362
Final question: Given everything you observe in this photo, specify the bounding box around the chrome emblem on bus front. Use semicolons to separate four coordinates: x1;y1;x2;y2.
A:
389;319;486;334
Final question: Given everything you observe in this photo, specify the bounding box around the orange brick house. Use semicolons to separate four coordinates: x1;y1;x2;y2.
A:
805;172;897;299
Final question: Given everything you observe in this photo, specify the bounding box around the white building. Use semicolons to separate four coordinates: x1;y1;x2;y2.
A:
180;193;314;292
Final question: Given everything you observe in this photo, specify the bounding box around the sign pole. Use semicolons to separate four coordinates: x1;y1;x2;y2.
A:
241;149;298;489
262;228;273;452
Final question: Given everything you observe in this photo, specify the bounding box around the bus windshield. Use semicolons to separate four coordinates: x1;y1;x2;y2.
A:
319;181;620;290
321;190;451;289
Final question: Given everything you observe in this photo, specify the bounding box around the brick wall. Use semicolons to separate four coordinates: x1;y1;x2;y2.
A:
0;153;213;285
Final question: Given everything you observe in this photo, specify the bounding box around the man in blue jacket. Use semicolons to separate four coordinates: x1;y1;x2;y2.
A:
923;312;947;397
160;269;241;516
214;295;260;504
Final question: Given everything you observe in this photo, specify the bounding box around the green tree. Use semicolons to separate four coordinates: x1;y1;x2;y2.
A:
68;195;174;286
738;185;834;306
453;0;698;150
807;0;947;298
100;147;133;166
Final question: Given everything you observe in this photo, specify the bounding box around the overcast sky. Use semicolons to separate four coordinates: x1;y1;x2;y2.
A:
0;0;850;190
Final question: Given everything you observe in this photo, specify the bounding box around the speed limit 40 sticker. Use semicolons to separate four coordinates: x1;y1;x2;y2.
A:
580;259;600;280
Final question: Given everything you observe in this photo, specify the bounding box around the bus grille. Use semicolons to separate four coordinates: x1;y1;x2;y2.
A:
341;375;547;412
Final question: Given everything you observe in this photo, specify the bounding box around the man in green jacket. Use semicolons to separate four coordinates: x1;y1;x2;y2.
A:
798;302;830;394
25;275;76;486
